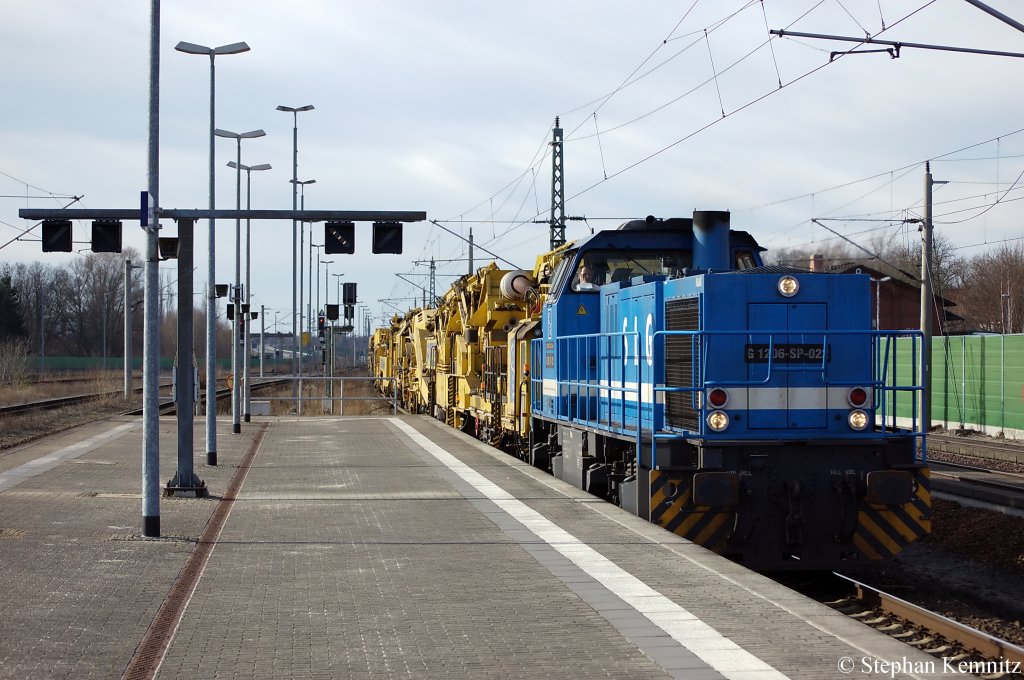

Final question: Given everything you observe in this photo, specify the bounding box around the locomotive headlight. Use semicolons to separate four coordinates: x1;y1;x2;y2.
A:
707;410;730;432
848;409;869;431
777;275;799;297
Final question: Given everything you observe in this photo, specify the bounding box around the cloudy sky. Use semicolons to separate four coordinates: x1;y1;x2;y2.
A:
2;0;1022;331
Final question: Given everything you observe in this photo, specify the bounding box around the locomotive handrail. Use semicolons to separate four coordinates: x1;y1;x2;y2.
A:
530;331;644;458
646;327;925;458
533;325;926;467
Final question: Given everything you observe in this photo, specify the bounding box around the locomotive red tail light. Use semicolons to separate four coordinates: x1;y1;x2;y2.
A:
848;387;868;408
707;388;729;408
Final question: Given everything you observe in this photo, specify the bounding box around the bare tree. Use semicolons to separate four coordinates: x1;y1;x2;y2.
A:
955;243;1024;333
10;262;65;366
10;252;144;362
765;230;965;295
870;232;964;294
0;338;29;385
57;253;127;358
765;241;856;270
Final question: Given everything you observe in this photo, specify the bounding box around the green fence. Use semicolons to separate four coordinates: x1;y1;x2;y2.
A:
887;335;1024;435
933;335;1024;433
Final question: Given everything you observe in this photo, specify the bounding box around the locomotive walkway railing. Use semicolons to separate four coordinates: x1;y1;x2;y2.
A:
532;328;927;469
646;328;926;462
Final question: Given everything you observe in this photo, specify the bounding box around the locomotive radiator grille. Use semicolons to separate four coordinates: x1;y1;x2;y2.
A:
664;298;700;431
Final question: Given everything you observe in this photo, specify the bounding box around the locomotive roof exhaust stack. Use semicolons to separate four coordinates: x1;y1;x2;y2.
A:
692;210;731;272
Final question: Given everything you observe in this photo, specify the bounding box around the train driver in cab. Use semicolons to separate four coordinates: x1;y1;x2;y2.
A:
574;262;599;291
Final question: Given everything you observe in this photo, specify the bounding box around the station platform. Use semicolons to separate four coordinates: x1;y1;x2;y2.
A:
0;415;959;679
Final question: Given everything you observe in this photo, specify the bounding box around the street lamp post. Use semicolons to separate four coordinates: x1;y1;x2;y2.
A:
333;272;345;310
227;159;271;421
318;260;332;380
333;272;346;371
290;178;315;375
321;259;334;313
175;39;250;467
311;242;324;343
873;276;892;331
259;303;265;378
276;104;314;408
214;127;266;434
123;258;141;399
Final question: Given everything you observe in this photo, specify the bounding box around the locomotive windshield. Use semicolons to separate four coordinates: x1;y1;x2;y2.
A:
565;250;691;293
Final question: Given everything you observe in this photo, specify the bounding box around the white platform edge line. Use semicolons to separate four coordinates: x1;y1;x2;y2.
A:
0;421;140;492
414;416;939;680
390;417;789;680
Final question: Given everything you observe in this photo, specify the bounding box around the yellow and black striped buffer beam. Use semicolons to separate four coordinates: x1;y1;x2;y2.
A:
650;469;734;553
854;467;932;560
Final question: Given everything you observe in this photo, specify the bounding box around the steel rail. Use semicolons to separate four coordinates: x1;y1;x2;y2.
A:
1;379;288;418
834;573;1024;665
121;378;290;416
1;385;172;416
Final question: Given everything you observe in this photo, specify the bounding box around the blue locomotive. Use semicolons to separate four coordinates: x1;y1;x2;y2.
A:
528;210;930;570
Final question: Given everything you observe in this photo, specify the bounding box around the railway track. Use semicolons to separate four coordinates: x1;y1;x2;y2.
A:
930;431;1024;467
825;573;1024;677
122;378;291;416
0;385;170;417
1;379;288;418
29;375;116;385
929;460;1024;513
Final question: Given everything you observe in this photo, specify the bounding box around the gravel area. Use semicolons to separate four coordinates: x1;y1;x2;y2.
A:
929;446;1024;475
854;497;1024;647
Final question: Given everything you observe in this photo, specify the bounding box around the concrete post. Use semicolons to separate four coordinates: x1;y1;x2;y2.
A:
143;0;161;537
167;218;205;495
124;258;132;399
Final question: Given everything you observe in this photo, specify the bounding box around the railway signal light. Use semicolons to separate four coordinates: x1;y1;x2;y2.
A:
372;221;403;254
226;303;234;321
91;219;122;253
324;221;355;254
326;304;339;321
41;219;73;252
158;237;179;260
342;282;357;305
318;314;325;332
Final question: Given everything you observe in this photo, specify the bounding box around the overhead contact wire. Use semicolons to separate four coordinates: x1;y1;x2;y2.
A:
761;0;783;87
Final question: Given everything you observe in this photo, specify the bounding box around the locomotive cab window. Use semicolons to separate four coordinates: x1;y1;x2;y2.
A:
565;250;692;294
548;259;573;301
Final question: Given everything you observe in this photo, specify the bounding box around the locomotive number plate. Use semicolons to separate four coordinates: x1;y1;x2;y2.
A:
744;343;830;364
